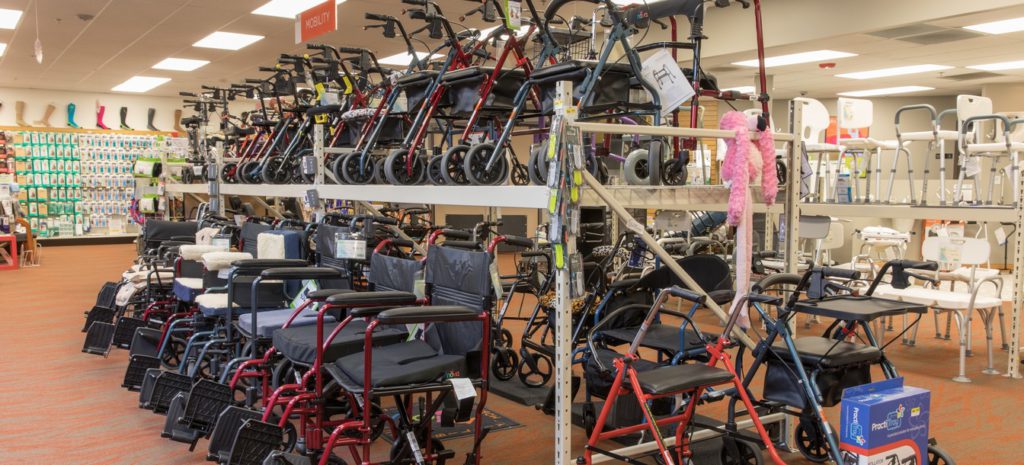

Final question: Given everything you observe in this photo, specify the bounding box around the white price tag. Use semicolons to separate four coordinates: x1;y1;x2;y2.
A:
640;49;695;117
406;431;426;465
335;238;367;260
449;377;476;401
504;0;522;30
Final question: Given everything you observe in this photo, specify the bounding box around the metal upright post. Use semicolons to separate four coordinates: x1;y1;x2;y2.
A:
785;100;802;276
1009;168;1024;377
551;80;576;465
313;122;325;185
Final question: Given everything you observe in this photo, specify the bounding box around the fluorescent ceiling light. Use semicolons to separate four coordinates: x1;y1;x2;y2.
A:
0;8;23;29
193;31;264;50
967;60;1024;71
153;58;210;71
112;76;171;93
838;86;933;97
252;0;344;18
836;64;952;80
722;86;755;93
734;50;856;68
0;43;6;57
378;51;434;67
964;16;1024;35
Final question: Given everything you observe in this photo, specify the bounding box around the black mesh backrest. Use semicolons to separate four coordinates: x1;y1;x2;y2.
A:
241;222;272;257
635;255;732;294
179;260;205;279
423;244;492;356
369;253;422;292
144;220;197;249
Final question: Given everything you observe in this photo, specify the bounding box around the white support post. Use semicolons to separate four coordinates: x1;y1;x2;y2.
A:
209;136;223;216
785;100;802;275
1009;168;1024;377
552;80;575;465
313;122;325;186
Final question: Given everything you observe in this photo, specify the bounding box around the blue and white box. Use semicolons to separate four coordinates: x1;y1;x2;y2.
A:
840;377;930;465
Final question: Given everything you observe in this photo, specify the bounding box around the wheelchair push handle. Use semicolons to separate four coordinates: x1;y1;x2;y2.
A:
821;267;860;281
666;286;707;305
501;235;534;248
365;12;392;21
895;259;939;272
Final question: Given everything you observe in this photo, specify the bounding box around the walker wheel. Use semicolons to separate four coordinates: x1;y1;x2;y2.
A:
518;352;552;387
928;444;955;465
491;348;519;381
795;419;830;463
582;402;596;437
721;438;764;465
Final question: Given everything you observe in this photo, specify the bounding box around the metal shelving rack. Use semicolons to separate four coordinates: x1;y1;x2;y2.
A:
160;93;1024;465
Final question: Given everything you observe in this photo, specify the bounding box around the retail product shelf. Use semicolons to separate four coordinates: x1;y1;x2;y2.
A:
801;202;1016;222
582;184;785;213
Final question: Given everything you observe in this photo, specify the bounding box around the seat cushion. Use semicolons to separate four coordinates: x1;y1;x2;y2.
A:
900;130;958;141
332;340;467;389
771;336;881;368
274;320;408;365
196;293;240;317
236;307;335;338
173;278;204;301
634;363;734;395
601;324;709;354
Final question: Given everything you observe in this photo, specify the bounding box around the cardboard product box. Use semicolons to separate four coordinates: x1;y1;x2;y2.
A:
840;377;930;465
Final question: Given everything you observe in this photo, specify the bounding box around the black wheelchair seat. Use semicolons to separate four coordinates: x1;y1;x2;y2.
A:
634;363;734;395
601;324;711;354
329;340;468;390
771;336;882;368
273;320;408;366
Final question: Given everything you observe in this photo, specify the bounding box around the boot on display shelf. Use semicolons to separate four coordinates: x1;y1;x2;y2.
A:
173;109;184;133
34;103;56;128
67;103;80;128
146;108;159;131
119;106;133;130
95;101;109;130
16;101;31;127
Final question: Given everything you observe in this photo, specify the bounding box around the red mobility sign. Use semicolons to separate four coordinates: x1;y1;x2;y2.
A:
295;1;336;44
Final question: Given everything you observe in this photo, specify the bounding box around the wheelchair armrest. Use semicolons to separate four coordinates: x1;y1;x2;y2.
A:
260;267;341;280
308;289;355;300
746;293;782;306
169;235;197;243
326;291;418;307
232;259;308;269
377;306;480;324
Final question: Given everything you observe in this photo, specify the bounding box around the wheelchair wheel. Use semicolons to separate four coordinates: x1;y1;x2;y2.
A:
528;144;549;185
266;412;298;452
261;156;290;184
180;166;195;184
623;148;651;185
337;152;373;185
464;142;508;186
271;359;295;391
582;402;596;437
160;337;186;369
795;419;830;463
775;158;787;185
372;157;387;184
221;163;237;184
197;352;229;380
238;161;261;184
721;438;764;465
491;348;519;382
661;158;688;186
511;158;530;185
518;352;553;387
427;154;446;185
440;144;471;185
384;149;426;185
928;444;955;465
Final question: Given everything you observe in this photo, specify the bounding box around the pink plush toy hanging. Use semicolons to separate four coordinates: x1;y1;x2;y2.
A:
719;111;778;329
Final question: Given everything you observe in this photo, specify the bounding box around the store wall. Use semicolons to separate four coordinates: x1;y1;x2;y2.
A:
0;86;187;132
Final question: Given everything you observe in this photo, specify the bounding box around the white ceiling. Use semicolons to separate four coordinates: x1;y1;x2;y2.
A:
1;0;1024;99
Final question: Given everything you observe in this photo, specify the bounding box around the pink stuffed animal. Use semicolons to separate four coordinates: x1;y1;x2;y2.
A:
719;111;778;225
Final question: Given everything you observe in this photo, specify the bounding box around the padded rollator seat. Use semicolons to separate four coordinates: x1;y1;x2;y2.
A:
601;324;711;354
329;340;467;390
173;277;204;301
397;70;438;87
771;336;881;368
634;363;734;395
273;320;408;366
237;307;335;338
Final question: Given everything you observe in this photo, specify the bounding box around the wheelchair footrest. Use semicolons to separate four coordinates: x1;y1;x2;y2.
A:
123;355;161;391
263;451;311;465
227;419;284;465
181;379;233;435
147;372;194;414
163;392;202;447
128;327;162;357
207;406;262;464
83;305;115;332
113;317;147;349
82;321;116;356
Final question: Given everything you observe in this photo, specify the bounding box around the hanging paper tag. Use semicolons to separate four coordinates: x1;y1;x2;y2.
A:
504;0;522;31
449;377;476;401
335;238;367;259
490;258;503;301
640;49;695;117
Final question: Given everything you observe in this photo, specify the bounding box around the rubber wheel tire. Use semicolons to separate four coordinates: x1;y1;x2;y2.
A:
372;157;386;184
721;438;764;465
795;419;830;463
464;142;508;185
623;148;651;185
776;159;787;185
180;167;194;184
928;444;955;465
221;163;237;184
440;144;471;185
261;156;290;184
427;154;445;185
238;161;260;184
582;402;596;437
338;152;374;185
510;159;530;185
528;144;549;186
661;158;688;185
383;149;426;185
518;352;553;388
160;337;186;369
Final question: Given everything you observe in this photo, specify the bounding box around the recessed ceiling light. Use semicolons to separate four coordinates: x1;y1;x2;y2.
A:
112;76;171;93
836;64;953;80
967;60;1024;71
734;50;856;68
0;8;23;29
193;31;264;50
838;86;933;97
378;51;435;67
964;17;1024;35
0;43;6;57
722;86;755;94
153;58;210;72
252;0;345;19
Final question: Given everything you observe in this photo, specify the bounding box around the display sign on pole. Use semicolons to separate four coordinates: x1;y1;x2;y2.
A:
295;1;337;44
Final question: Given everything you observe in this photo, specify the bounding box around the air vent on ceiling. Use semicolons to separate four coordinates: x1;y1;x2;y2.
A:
941;71;1003;81
867;24;945;39
897;29;984;45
